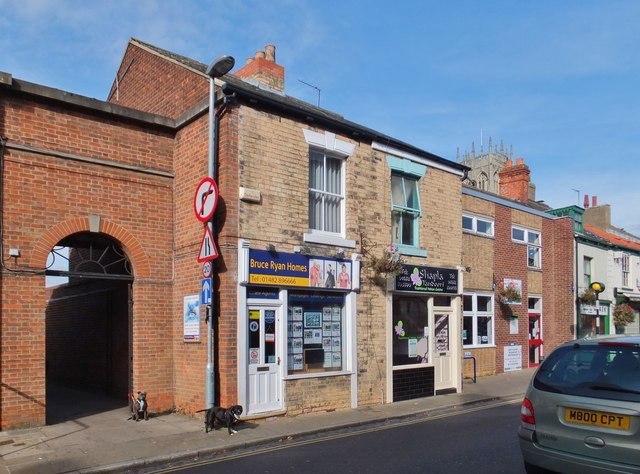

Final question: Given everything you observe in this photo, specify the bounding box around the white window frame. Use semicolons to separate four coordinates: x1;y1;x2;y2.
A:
303;130;356;248
463;292;495;347
622;253;630;287
462;213;494;237
512;226;542;269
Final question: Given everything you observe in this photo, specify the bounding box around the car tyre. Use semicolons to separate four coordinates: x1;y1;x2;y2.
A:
524;462;555;474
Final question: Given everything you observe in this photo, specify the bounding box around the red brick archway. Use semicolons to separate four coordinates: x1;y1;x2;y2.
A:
30;217;151;278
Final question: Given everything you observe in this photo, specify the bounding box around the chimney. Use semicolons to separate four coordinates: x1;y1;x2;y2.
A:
234;44;285;92
584;194;590;209
499;157;531;203
592;195;598;207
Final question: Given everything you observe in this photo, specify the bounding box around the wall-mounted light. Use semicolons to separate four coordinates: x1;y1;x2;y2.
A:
9;248;20;257
336;249;345;259
266;244;276;252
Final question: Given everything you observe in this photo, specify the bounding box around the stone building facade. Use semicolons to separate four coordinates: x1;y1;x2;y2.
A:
0;39;468;428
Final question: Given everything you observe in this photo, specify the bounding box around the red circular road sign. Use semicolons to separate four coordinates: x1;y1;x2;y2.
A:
193;177;219;222
202;261;213;278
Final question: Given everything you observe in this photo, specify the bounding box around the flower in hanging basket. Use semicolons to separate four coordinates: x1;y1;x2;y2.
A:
368;244;405;276
496;281;522;304
578;288;597;305
613;303;635;327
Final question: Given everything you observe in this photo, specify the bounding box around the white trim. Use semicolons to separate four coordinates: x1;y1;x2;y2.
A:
304;130;356;157
303;231;356;248
348;291;358;408
237;241;249;410
373;141;464;177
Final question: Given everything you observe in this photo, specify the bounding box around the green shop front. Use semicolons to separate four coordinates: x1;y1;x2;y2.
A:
388;264;463;401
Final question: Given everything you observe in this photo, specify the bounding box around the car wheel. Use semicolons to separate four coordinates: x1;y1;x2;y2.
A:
524;462;555;474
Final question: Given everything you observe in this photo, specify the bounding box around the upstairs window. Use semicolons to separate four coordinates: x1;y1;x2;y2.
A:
622;254;630;287
386;155;427;257
303;130;356;248
512;226;542;269
462;214;494;237
391;174;421;247
583;256;592;288
309;149;343;234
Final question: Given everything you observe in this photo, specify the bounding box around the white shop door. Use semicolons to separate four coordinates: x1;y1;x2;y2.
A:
433;313;454;391
247;307;283;414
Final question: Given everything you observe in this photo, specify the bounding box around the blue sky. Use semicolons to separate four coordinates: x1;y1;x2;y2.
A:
1;0;639;234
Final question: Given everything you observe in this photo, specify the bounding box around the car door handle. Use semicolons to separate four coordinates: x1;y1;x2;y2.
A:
584;436;605;448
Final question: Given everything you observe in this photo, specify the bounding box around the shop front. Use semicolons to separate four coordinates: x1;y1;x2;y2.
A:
578;303;610;338
389;264;462;401
237;243;360;416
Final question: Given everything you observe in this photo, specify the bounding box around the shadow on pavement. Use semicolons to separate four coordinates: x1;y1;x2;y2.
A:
45;382;128;425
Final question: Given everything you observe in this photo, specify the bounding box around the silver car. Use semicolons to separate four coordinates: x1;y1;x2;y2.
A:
519;335;640;473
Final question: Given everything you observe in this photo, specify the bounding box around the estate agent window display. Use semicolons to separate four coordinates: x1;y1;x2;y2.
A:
287;290;345;374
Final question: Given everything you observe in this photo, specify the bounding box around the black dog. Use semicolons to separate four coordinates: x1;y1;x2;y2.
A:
130;391;148;421
197;405;243;435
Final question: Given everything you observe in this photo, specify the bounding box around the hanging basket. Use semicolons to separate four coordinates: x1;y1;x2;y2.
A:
613;303;635;327
367;244;404;277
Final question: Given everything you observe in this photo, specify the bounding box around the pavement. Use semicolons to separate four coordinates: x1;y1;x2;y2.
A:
0;368;536;474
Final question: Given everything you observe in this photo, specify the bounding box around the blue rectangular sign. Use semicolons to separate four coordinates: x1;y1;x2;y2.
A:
201;278;212;305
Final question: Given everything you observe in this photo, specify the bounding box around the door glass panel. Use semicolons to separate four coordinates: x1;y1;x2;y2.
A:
248;309;261;364
435;314;449;352
264;310;276;363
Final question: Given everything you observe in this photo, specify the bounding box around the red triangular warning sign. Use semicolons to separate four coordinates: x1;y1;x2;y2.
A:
198;226;219;262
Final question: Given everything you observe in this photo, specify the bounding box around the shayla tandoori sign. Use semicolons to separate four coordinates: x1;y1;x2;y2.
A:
395;264;459;294
249;249;352;289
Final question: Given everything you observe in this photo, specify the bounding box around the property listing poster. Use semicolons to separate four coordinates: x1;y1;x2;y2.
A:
183;294;200;342
287;305;342;371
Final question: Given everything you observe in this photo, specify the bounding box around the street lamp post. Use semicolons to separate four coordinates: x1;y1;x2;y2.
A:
590;281;606;336
205;55;235;409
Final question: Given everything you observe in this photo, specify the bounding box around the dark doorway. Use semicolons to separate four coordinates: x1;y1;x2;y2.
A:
45;232;133;424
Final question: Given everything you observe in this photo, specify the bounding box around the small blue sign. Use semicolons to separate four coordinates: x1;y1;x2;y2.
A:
201;278;212;305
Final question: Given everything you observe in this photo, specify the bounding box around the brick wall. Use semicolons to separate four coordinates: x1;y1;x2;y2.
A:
108;41;208;119
0;91;175;428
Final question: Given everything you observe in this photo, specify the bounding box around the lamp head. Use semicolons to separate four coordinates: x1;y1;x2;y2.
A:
207;55;235;78
590;281;605;294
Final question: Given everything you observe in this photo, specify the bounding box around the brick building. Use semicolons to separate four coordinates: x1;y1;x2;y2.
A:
0;39;470;428
461;158;575;376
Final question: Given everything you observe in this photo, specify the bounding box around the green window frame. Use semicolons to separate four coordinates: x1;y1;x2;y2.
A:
386;156;427;257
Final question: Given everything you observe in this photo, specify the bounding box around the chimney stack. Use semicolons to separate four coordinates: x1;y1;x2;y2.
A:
235;44;284;92
592;195;598;207
584;194;590;209
499;157;531;203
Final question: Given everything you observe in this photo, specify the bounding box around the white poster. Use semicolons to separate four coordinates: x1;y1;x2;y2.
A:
183;294;200;342
504;345;523;372
510;317;519;334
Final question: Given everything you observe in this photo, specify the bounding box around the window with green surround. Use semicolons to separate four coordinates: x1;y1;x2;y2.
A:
386;156;427;257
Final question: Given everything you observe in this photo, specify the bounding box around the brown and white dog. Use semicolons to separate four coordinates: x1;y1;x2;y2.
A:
197;405;243;435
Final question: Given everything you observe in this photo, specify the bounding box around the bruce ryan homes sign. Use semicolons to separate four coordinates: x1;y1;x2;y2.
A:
248;249;353;289
394;264;459;294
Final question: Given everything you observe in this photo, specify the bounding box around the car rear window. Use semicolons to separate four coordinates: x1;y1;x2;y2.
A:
534;344;640;402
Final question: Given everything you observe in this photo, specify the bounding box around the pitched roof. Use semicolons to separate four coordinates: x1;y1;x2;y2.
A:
129;38;469;174
584;224;640;252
